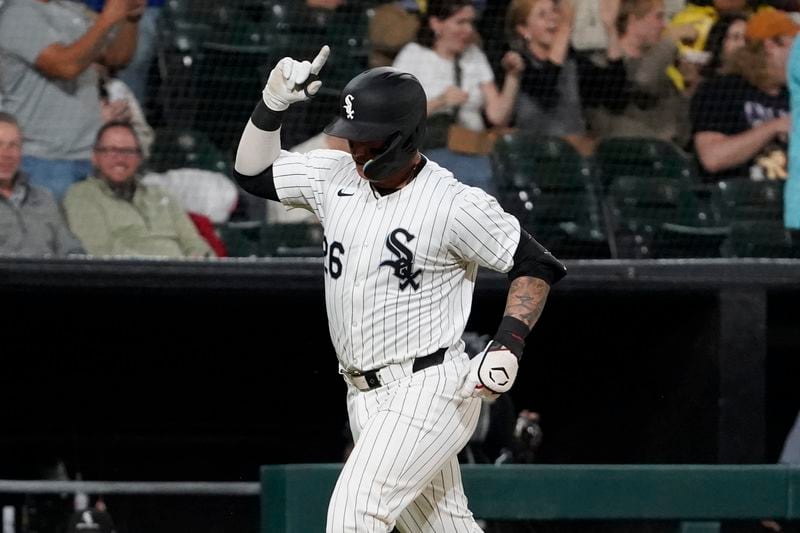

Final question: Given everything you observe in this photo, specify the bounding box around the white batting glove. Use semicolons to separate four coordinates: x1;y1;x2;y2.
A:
459;341;520;399
262;45;330;112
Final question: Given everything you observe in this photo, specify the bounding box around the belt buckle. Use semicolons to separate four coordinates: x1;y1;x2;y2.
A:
344;368;382;391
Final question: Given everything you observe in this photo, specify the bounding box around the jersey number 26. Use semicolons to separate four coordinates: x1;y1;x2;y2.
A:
322;235;344;279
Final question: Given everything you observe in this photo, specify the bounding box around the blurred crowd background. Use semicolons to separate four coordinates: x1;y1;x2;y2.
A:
3;0;800;261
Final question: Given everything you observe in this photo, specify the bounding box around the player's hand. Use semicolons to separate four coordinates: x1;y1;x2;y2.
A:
262;45;330;112
459;341;519;400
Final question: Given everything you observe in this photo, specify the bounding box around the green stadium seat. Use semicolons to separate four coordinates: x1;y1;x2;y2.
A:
149;128;231;175
219;220;324;258
607;176;727;258
715;179;784;224
260;223;324;258
219;220;264;258
724;221;800;258
594;137;698;191
491;133;610;258
713;180;795;257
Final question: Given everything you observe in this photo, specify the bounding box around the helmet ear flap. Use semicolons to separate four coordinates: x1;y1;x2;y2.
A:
363;132;405;181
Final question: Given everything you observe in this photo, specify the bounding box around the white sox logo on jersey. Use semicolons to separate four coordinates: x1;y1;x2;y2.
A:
344;94;355;119
380;228;422;291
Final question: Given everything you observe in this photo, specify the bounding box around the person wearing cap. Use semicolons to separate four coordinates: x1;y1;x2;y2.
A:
690;9;796;182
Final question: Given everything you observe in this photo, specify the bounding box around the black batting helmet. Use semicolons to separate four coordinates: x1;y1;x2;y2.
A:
324;67;427;182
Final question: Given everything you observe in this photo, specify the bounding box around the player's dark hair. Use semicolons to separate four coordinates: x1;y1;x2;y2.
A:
418;0;474;48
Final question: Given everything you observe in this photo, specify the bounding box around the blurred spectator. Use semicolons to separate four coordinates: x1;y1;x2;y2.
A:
141;167;239;227
506;0;626;155
368;1;421;67
141;166;239;257
118;0;162;105
84;0;164;104
691;9;795;181
63;121;212;258
0;0;146;201
572;0;685;51
699;11;748;77
787;29;800;232
670;0;748;56
670;1;800;71
584;0;694;147
96;63;155;158
0;112;84;256
393;0;523;193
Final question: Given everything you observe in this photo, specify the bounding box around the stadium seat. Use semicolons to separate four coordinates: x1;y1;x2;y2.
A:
156;1;285;149
155;10;213;129
260;223;324;258
149;128;231;175
491;133;610;258
607;176;727;258
220;221;324;258
725;221;800;258
594;137;698;191
715;179;784;223
713;180;795;257
218;220;264;258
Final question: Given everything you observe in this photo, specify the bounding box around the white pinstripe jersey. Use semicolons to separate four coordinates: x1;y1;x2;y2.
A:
272;149;521;372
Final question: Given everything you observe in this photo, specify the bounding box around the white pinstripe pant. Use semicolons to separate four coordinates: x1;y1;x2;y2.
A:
326;353;484;533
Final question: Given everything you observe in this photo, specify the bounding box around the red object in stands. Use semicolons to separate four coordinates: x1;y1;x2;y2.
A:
189;212;227;257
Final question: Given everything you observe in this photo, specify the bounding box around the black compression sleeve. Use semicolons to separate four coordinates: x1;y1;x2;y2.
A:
232;167;279;201
509;228;567;286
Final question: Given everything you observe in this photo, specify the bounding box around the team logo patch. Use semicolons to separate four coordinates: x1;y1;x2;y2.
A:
344;94;355;120
380;228;421;291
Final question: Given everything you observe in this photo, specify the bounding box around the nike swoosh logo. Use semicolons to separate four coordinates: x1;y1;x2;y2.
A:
337;189;354;197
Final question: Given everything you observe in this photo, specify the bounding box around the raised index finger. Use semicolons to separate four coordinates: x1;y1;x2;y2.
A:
310;45;330;75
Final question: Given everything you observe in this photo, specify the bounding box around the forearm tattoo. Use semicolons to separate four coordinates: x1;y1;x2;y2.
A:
505;276;551;330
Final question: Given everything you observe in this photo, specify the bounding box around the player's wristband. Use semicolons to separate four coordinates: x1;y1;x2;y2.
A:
251;100;284;132
493;316;529;360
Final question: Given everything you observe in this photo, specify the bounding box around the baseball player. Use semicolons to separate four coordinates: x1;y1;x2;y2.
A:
233;45;566;533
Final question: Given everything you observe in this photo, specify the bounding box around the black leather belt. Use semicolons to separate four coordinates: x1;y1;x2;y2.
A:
350;348;447;391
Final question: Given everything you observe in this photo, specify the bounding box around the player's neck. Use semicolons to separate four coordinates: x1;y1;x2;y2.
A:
371;154;424;196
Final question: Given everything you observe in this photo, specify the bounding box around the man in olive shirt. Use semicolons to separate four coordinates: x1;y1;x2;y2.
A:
64;122;212;258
